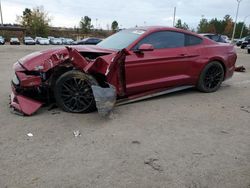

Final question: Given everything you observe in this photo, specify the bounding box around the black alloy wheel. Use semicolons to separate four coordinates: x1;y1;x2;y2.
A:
197;61;224;93
54;70;98;113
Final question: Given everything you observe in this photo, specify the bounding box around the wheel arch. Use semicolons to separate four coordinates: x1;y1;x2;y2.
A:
91;73;109;88
206;58;227;80
54;69;98;113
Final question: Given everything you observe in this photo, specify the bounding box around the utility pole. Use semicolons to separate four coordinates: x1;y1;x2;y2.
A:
95;18;98;29
239;15;250;39
231;0;242;43
0;0;3;26
173;7;176;27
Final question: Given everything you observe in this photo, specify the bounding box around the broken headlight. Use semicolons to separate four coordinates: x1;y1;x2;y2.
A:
12;74;20;85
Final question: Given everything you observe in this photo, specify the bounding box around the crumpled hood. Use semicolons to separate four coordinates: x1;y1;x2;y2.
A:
18;45;116;71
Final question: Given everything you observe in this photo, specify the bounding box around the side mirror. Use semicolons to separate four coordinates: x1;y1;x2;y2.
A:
135;44;154;53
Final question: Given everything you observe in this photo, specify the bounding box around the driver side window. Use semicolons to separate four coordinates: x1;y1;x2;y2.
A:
133;31;185;50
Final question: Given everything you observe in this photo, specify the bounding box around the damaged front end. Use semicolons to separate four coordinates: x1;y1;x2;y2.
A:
10;46;128;116
10;62;46;115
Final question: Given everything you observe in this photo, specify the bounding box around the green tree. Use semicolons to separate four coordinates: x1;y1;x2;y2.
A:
111;21;119;31
197;18;209;33
197;15;250;37
209;18;223;34
175;19;189;30
223;15;234;37
79;16;93;33
235;22;248;38
17;6;51;36
20;8;32;28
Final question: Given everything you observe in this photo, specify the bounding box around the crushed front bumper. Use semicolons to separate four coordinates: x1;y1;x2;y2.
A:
10;74;44;116
10;91;43;116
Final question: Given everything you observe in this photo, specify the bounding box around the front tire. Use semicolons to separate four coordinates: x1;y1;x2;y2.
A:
54;70;98;113
197;61;224;93
248;49;250;54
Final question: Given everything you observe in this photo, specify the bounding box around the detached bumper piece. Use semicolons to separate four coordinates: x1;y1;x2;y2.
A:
10;92;43;116
235;66;246;72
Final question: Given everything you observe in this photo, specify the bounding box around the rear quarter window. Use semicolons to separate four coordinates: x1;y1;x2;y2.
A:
185;34;203;46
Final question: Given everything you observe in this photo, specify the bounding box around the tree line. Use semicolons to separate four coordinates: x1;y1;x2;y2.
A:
17;7;119;37
79;16;119;33
17;7;249;38
175;15;249;38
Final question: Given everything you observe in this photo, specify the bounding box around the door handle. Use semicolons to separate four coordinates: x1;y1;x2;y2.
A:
179;53;188;57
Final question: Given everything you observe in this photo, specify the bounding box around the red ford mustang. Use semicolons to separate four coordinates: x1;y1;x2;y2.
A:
10;26;237;116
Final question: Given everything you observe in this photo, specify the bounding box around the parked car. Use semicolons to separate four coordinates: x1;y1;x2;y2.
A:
50;38;63;45
241;37;250;49
24;37;36;45
48;36;55;41
247;44;250;54
199;33;227;43
0;36;5;45
236;37;246;46
62;38;74;45
221;35;230;43
37;38;50;45
35;37;42;44
73;37;102;45
10;26;237;116
10;38;20;45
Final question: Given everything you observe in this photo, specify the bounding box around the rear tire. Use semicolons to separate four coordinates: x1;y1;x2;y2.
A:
248;49;250;54
54;70;98;113
197;61;224;93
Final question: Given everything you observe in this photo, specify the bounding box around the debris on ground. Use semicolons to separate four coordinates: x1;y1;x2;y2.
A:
131;140;141;144
240;106;250;113
47;104;58;111
192;152;202;155
108;111;118;120
73;130;81;137
27;133;33;137
10;106;24;116
235;66;246;72
220;130;229;134
144;158;163;172
51;111;60;115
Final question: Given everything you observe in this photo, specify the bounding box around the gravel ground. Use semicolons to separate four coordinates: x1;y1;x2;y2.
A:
0;45;250;188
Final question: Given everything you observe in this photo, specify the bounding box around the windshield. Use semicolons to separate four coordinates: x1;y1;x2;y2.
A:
97;29;145;50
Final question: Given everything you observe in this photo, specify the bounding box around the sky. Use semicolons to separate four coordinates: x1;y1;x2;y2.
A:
1;0;250;30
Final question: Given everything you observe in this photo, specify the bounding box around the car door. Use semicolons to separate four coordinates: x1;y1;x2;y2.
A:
125;31;194;95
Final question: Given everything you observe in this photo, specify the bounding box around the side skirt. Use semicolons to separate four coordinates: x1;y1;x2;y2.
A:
116;85;194;106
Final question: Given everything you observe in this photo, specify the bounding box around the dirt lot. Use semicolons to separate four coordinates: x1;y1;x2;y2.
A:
0;45;250;188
